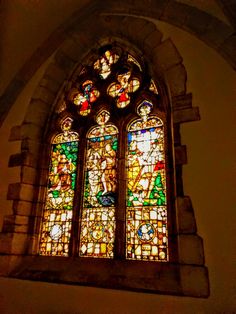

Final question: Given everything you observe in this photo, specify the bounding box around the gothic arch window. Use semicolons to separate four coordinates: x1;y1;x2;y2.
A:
38;45;171;263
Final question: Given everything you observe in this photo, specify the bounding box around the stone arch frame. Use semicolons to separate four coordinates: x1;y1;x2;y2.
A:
0;15;209;297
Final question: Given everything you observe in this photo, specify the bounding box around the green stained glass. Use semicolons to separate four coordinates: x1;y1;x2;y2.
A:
126;102;168;261
79;111;118;258
39;118;79;256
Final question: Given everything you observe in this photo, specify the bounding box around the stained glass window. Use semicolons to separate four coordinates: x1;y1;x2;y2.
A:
39;117;79;256
94;49;119;79
79;110;118;258
149;79;159;95
73;80;100;116
126;101;168;261
127;54;142;71
40;45;169;263
108;68;140;108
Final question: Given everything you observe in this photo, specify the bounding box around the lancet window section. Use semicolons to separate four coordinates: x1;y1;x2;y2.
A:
79;111;118;258
126;102;168;261
39;117;79;256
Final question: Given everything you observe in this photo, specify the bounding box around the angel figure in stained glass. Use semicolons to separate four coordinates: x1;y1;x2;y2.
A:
94;50;119;79
73;80;100;116
108;69;140;108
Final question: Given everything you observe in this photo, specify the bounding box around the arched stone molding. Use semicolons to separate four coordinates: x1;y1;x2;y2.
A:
0;0;235;128
0;15;209;297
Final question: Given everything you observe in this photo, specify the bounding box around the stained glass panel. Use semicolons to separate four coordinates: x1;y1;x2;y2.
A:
94;50;119;79
126;102;168;261
108;69;140;108
79;111;118;258
127;54;142;71
73;80;100;116
149;79;159;95
39;118;79;256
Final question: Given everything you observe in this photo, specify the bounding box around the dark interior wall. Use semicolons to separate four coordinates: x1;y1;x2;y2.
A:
0;1;235;313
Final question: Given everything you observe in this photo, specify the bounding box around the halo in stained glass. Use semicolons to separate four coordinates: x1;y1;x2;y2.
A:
137;101;153;119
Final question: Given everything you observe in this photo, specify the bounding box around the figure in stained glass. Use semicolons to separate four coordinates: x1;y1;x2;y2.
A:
94;50;119;79
79;111;118;258
39;118;79;256
108;69;140;108
73;80;100;116
126;101;168;261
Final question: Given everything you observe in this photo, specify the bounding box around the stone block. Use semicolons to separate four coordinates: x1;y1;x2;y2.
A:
8;153;25;167
144;29;163;52
39;76;61;93
180;265;209;297
32;86;55;105
44;63;66;84
219;34;236;71
202;19;233;48
161;1;189;27
54;51;76;74
0;233;29;254
21;139;41;154
7;183;35;202
13;200;33;216
2;215;29;233
175;145;187;165
20;166;38;184
0;255;12;275
24;100;51;127
0;233;14;254
177;196;197;233
184;8;211;36
9;151;38;168
21;123;43;140
166;64;187;96
173;124;181;145
152;39;182;71
128;20;156;45
173;107;200;124
0;255;22;275
178;234;204;265
60;38;84;62
172;93;192;110
9;125;22;141
20;166;37;185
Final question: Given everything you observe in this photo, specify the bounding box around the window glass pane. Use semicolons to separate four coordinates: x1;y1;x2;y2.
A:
39;118;79;256
126;102;168;261
79;111;118;258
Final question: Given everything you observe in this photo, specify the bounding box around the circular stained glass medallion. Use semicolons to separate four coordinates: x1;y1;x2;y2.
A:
137;222;155;242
